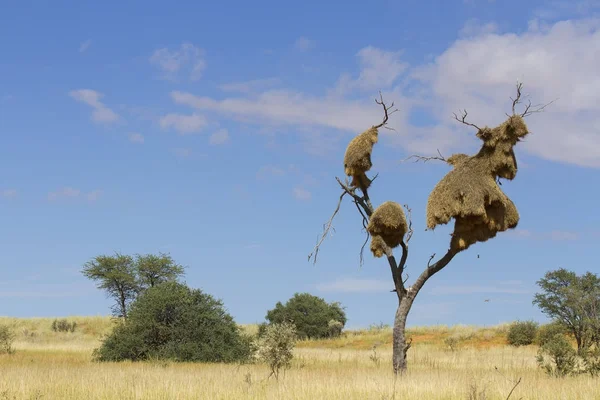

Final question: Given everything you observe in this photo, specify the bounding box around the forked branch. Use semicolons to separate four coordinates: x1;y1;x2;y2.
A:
308;191;346;264
400;149;447;164
510;81;557;118
374;91;399;130
453;109;482;131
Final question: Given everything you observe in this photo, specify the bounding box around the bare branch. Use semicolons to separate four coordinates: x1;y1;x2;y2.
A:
336;177;373;217
403;204;414;243
452;109;482;131
400;149;447;164
427;253;436;268
374;91;399;130
509;81;557;118
308;191;346;264
355;200;371;268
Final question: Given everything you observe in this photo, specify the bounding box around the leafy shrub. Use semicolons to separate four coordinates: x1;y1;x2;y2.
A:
0;324;15;354
536;333;578;377
507;320;538;347
264;293;346;339
254;322;297;379
581;347;600;377
93;281;253;363
536;321;568;346
327;320;343;338
51;319;77;333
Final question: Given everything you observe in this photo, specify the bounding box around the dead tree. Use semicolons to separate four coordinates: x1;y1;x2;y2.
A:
308;84;552;374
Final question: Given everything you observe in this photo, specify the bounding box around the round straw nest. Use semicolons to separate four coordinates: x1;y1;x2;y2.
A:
367;201;407;257
344;127;379;190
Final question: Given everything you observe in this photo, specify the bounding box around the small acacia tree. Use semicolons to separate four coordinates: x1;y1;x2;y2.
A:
533;268;600;353
82;252;186;319
308;83;552;374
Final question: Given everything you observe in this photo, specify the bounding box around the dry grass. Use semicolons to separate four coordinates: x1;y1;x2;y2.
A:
0;318;598;399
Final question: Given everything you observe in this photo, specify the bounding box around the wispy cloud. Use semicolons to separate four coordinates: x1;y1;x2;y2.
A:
48;187;102;202
209;128;230;145
507;229;579;241
128;132;145;144
256;165;286;180
293;186;311;201
1;189;17;199
150;42;206;81
172;147;192;158
315;278;390;293
159;113;207;134
219;77;281;94
69;89;119;124
79;39;92;53
429;285;530;295
294;36;315;52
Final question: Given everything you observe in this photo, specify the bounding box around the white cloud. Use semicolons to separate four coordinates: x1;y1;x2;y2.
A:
293;186;311;201
169;89;403;133
172;147;192;158
256;165;286;180
413;17;600;167
458;19;499;38
69;89;119;124
129;132;145;144
159;113;207;134
1;189;17;199
150;43;206;81
164;17;600;168
294;36;315;51
209;128;230;145
333;46;408;95
315;278;390;293
506;228;579;240
79;39;91;53
429;285;530;295
547;230;579;241
86;190;103;202
48;187;80;201
48;187;101;202
219;77;281;94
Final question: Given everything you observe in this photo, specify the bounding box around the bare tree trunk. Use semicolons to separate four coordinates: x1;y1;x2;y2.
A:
392;296;413;374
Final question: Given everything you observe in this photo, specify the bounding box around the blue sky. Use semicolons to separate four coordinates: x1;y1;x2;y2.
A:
1;0;599;328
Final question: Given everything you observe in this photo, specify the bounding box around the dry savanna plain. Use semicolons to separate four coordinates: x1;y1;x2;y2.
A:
0;317;598;400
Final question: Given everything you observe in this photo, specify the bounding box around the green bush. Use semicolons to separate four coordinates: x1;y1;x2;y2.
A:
507;320;538;347
93;281;253;363
51;319;77;333
536;321;568;346
0;324;15;354
536;333;578;377
263;293;346;339
327;319;344;338
254;322;297;379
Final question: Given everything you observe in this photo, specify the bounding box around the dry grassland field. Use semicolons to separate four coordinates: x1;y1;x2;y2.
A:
0;317;598;400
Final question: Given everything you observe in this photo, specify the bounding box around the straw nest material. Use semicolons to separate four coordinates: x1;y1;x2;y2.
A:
426;115;529;251
344;127;379;190
370;235;387;258
367;201;407;257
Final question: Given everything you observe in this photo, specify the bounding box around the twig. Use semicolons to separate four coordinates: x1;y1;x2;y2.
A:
427;253;436;268
509;81;557;118
403;204;414;243
400;149;447;164
308;191;346;264
374;91;399;130
355;200;371;268
452;109;481;131
494;366;522;400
